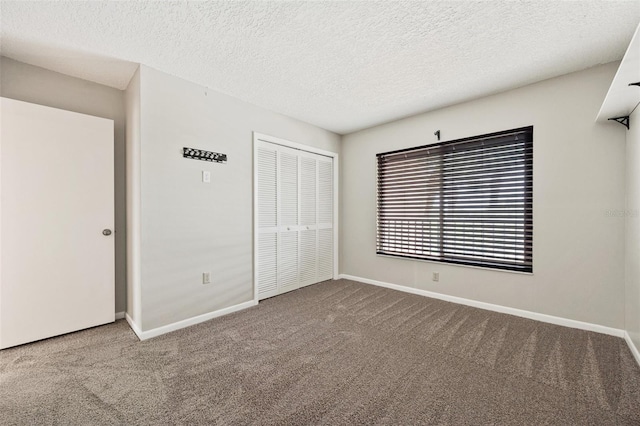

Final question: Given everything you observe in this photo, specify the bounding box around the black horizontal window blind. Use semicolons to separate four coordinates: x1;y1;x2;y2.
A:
377;127;533;273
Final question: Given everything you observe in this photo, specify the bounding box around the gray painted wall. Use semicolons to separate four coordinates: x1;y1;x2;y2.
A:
626;106;640;353
134;65;340;331
0;57;128;314
340;62;626;329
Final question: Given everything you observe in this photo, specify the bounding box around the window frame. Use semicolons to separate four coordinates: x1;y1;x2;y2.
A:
376;126;533;273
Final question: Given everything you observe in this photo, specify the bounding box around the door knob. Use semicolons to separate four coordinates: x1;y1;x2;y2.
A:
102;229;112;236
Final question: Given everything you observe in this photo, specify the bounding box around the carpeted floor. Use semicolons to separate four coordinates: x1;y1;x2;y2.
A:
1;279;639;425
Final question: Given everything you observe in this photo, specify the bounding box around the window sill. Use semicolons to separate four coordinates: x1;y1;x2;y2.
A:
376;253;534;276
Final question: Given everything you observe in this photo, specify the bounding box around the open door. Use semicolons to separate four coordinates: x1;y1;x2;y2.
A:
0;97;115;349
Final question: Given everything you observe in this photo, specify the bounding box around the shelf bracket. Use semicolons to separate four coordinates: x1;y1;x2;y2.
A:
608;116;630;130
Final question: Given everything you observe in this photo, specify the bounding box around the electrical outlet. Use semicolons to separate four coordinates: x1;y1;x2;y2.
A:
202;171;211;183
432;272;439;282
203;272;211;284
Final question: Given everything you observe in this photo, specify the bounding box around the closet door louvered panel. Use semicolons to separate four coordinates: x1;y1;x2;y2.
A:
256;146;279;299
299;229;317;286
279;149;298;227
317;228;333;281
258;234;277;296
317;157;334;281
279;231;299;291
299;154;318;287
318;159;333;226
257;147;277;228
278;147;300;293
300;156;316;226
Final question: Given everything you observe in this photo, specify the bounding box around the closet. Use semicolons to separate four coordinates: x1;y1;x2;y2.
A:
255;138;334;300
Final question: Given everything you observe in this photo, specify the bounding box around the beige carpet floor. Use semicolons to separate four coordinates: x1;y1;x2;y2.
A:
1;279;639;425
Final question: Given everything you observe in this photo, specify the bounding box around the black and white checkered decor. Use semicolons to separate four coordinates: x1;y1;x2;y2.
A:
183;147;227;163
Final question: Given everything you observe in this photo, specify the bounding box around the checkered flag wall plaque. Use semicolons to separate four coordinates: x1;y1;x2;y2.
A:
183;147;227;163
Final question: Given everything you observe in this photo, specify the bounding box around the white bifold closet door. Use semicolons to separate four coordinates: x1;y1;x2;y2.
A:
256;141;333;300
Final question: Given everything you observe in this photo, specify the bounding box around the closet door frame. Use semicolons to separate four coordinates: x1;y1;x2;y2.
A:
253;132;339;303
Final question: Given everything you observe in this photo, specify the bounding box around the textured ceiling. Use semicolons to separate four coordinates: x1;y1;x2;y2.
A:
1;1;639;134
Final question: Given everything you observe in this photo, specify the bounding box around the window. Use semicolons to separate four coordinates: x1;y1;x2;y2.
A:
376;127;533;273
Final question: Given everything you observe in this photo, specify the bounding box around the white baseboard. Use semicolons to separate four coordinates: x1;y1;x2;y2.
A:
124;300;258;341
115;311;125;320
338;274;625;338
624;331;640;367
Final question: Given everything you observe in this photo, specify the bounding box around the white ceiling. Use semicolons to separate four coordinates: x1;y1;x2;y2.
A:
1;1;639;134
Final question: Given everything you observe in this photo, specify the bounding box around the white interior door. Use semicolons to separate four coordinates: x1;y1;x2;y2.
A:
0;98;115;349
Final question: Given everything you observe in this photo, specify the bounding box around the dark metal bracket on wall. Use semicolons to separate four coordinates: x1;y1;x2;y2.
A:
606;82;639;130
183;147;227;163
608;116;630;130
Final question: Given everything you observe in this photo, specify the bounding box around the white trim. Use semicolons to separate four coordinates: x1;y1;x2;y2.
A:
376;253;533;276
125;68;142;325
0;99;3;347
253;132;336;158
252;132;340;303
115;311;125;320
624;331;640;367
253;137;259;302
595;23;640;122
338;274;624;338
333;155;339;280
125;300;257;341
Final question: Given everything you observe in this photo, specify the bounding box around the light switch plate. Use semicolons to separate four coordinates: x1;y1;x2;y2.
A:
202;171;211;183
